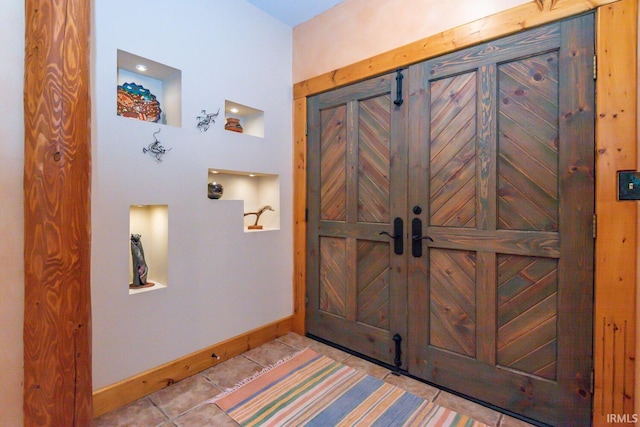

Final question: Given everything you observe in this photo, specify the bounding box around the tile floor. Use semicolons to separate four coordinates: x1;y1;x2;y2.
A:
95;333;536;426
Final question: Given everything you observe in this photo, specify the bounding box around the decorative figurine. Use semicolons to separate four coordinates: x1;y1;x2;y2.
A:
244;205;274;230
130;234;149;288
143;128;172;162
197;108;220;132
208;181;224;199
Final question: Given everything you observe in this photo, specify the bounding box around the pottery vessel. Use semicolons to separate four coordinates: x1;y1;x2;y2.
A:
208;181;224;199
225;117;243;133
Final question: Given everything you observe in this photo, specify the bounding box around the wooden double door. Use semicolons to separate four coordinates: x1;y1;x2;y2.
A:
306;14;594;426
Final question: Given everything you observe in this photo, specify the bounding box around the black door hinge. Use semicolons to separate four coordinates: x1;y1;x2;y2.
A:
392;333;402;376
393;69;404;106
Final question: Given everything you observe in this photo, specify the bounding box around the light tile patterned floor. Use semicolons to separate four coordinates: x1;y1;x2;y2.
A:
95;333;536;427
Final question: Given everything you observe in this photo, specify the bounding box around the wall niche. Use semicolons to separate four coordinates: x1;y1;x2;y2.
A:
129;205;168;294
208;169;279;231
224;100;264;138
117;49;182;127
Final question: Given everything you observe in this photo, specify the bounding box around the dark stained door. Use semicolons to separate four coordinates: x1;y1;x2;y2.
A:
406;14;594;426
306;73;408;365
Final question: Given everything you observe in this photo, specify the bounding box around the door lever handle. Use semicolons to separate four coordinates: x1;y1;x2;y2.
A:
379;217;404;255
411;218;432;257
412;235;433;241
379;231;399;239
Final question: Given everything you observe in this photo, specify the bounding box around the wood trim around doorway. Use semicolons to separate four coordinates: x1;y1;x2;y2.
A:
292;0;637;423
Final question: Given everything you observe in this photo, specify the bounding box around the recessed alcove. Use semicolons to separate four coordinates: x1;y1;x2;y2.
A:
129;205;168;294
208;169;279;231
117;49;182;127
224;100;264;138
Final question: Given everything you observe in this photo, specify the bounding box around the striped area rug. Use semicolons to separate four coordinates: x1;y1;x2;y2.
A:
213;348;488;427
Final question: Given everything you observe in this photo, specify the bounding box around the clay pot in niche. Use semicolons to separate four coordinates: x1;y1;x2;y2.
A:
225;117;243;133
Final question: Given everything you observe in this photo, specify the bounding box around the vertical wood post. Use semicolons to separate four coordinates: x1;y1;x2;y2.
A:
594;0;638;424
23;0;93;425
292;97;307;334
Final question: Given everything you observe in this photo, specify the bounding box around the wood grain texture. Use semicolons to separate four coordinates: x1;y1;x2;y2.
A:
498;52;559;232
475;252;497;366
292;97;307;334
93;317;293;418
356;240;390;330
429;72;477;228
497;255;558;380
477;64;498;232
319;237;347;317
430;249;477;357
23;0;93;425
320;105;347;221
556;15;596;423
427;23;560;80
358;94;391;223
593;0;637;423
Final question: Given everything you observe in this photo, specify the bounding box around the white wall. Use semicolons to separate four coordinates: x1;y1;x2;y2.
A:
0;1;24;425
92;0;293;389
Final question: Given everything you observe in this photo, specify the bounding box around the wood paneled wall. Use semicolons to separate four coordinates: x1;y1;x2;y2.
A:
292;0;636;424
23;0;93;425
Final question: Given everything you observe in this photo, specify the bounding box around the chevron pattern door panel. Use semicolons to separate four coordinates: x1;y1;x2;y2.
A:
498;52;559;232
357;240;390;330
429;248;476;357
319;237;347;317
430;72;477;228
320;105;347;222
358;95;391;224
497;254;558;380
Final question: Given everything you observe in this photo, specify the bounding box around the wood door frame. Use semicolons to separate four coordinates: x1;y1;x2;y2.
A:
292;0;637;423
